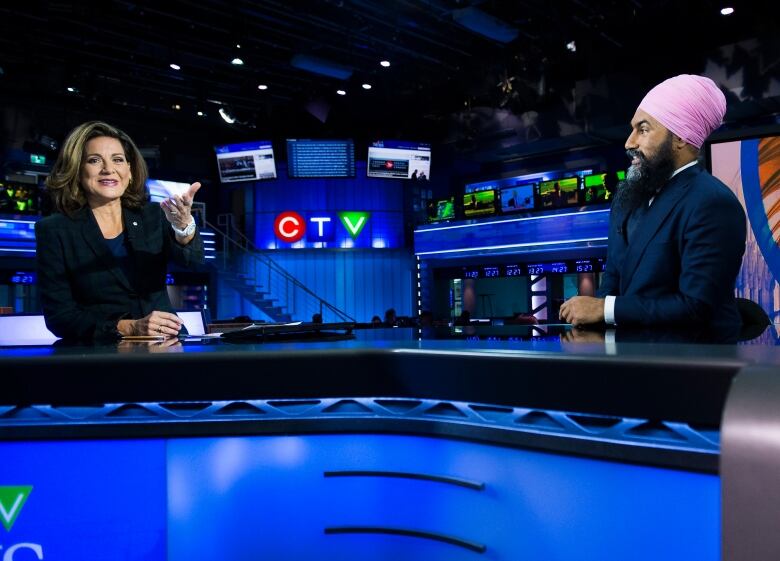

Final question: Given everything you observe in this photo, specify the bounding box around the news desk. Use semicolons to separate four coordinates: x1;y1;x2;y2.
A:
2;325;779;561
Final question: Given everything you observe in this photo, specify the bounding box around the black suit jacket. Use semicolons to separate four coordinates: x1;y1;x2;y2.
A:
597;164;746;328
35;203;205;340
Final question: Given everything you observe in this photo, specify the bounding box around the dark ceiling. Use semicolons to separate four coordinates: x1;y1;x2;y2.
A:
1;1;778;159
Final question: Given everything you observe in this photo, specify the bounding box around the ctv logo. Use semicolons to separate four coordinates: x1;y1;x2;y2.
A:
0;486;43;560
274;211;370;243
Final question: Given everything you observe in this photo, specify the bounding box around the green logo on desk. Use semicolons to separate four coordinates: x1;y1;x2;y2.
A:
338;212;370;239
0;486;33;531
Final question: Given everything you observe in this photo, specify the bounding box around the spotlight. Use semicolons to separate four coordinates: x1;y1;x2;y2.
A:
720;6;734;15
236;43;241;49
197;111;205;117
362;83;372;90
257;84;268;90
380;60;391;67
566;41;576;52
231;57;244;65
172;104;181;111
66;86;78;93
336;89;346;96
169;63;181;70
219;107;236;124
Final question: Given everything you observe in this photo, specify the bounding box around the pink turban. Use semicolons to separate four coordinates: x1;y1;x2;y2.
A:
638;74;727;149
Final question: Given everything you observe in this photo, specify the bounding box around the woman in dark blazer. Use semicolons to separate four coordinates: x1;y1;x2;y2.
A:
35;121;204;340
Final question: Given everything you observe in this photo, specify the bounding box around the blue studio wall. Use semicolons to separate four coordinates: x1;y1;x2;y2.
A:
218;161;414;320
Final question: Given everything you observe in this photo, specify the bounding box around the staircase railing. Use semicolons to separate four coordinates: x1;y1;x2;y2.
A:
208;213;355;323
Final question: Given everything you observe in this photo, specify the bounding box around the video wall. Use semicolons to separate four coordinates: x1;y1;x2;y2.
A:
710;134;780;322
428;170;623;223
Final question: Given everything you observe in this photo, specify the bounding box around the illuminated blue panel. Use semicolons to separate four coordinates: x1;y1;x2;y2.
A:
0;439;166;560
168;433;718;561
0;217;38;256
414;208;610;259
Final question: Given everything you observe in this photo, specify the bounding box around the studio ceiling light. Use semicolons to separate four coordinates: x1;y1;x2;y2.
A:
336;89;346;96
169;63;181;70
380;60;391;67
720;6;734;15
219;107;236;124
231;57;244;65
257;84;268;90
362;83;372;90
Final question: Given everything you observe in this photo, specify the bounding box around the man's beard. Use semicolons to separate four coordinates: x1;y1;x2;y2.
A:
613;135;676;213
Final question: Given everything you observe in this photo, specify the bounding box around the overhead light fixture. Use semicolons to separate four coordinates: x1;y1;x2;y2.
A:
336;89;346;96
236;43;241;49
380;60;391;67
720;6;734;15
231;57;244;65
257;84;268;90
197;111;205;117
566;41;576;52
170;63;181;70
219;107;236;124
66;86;77;93
172;104;181;111
362;83;372;90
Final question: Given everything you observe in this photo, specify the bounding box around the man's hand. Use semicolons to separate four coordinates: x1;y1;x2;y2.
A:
559;296;605;327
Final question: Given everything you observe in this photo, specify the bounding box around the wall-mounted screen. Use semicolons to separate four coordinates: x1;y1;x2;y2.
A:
583;171;625;203
499;183;535;213
146;179;190;203
367;141;431;180
538;177;579;209
428;198;455;222
287;139;355;178
0;180;39;215
214;141;276;183
463;190;496;217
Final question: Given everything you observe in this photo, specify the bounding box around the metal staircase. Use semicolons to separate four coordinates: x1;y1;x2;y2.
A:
207;214;354;324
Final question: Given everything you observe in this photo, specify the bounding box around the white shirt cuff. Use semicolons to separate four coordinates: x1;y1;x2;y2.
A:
604;295;617;325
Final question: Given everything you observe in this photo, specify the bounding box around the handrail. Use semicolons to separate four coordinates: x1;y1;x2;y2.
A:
208;214;355;322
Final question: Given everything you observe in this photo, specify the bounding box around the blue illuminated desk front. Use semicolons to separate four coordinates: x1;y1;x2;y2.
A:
2;326;779;561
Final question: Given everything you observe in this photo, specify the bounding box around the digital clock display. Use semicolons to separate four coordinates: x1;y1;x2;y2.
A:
483;266;500;278
464;269;479;279
10;272;35;284
505;264;523;276
550;262;568;273
575;260;593;272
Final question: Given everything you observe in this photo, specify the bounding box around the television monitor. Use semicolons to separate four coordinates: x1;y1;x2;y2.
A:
214;141;276;183
428;198;455;222
0;180;39;215
146;179;190;203
286;139;355;178
367;141;431;180
463;190;496;217
538;177;579;208
583;171;624;203
499;183;535;213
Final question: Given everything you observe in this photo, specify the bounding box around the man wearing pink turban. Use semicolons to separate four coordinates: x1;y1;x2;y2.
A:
560;74;746;330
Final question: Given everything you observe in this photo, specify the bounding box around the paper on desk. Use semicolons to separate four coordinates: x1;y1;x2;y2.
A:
241;321;302;330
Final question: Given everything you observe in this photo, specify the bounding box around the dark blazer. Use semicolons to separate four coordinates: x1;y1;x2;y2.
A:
597;164;746;328
35;202;205;340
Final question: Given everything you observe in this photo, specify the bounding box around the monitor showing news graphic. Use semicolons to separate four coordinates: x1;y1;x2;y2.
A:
215;141;277;183
428;198;455;222
709;135;780;327
463;190;496;217
367;141;431;180
538;177;579;209
499;183;535;213
583;171;624;204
